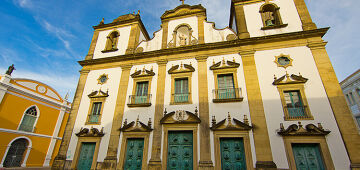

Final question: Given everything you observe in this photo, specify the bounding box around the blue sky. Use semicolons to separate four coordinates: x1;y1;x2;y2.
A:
0;0;359;101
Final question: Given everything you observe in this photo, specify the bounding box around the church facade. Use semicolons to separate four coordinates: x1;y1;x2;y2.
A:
53;0;360;169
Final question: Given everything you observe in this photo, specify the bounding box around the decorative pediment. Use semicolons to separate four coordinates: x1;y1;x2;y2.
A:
113;13;137;23
161;4;206;20
278;122;330;136
210;58;240;70
211;113;252;131
168;63;195;74
273;72;308;85
88;89;109;98
160;108;201;124
120;117;153;132
131;67;155;78
76;127;105;137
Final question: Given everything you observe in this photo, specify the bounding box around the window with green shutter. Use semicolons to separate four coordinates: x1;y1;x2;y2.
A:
284;91;305;118
135;81;149;104
88;102;102;123
217;74;235;99
19;106;38;132
174;78;189;103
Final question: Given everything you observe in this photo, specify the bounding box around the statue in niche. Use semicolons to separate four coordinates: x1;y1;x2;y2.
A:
5;64;15;75
264;11;275;26
179;34;187;46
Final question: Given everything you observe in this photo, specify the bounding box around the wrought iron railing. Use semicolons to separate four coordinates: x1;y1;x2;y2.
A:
128;94;152;106
88;114;100;123
172;93;190;103
213;88;242;101
285;106;311;119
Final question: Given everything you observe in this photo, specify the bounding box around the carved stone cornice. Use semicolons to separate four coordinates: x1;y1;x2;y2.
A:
156;59;168;66
277;122;330;136
120;117;153;132
239;49;255;57
79;28;330;67
131;67;155;78
168;63;195;74
307;41;328;50
76;127;105;137
88;89;109;98
161;4;206;21
79;69;90;74
210;57;240;70
210;113;252;131
195;56;208;62
273;72;308;85
160;108;201;124
120;64;133;70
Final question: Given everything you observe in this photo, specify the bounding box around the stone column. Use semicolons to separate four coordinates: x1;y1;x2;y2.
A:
233;2;250;39
196;56;214;170
126;23;141;54
161;21;169;49
52;69;90;170
240;50;276;170
293;0;317;31
85;30;100;60
148;59;168;170
308;41;360;169
102;65;132;170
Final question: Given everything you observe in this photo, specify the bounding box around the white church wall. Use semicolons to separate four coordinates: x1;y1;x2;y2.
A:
93;26;131;59
67;67;122;162
136;29;163;52
119;63;158;162
167;16;199;45
206;54;256;165
244;0;302;38
203;22;236;43
253;46;350;169
139;30;146;44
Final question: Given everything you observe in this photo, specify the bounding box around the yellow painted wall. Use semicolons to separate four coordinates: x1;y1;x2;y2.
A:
0;92;60;135
0;132;51;167
50;112;69;165
0;91;66;167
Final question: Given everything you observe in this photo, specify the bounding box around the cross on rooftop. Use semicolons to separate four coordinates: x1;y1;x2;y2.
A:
180;0;185;5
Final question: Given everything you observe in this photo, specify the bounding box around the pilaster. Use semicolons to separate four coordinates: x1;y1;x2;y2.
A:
233;2;250;39
197;16;206;44
161;21;169;49
195;56;214;170
293;0;317;31
307;41;360;168
240;50;276;170
52;69;90;170
85;30;100;60
101;64;132;170
126;23;141;54
148;59;167;170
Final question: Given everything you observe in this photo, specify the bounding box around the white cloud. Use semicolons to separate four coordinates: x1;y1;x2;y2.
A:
13;0;32;8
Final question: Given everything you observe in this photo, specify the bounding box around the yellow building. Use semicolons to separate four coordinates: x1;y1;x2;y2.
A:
0;69;71;168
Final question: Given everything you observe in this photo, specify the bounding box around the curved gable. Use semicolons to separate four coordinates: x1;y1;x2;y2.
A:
11;78;64;102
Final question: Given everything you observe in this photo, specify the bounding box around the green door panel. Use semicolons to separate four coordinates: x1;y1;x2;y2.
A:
220;138;247;170
292;144;325;170
77;142;96;170
167;131;193;170
124;138;144;170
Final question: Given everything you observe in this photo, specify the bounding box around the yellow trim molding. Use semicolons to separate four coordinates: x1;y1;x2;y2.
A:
168;63;195;105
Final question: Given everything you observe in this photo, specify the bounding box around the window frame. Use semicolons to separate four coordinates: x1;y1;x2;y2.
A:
259;3;288;30
128;77;153;107
17;105;40;133
170;72;192;105
212;68;243;103
277;84;313;121
86;98;105;125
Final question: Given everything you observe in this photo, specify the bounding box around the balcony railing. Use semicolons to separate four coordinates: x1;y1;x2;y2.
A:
284;106;312;120
87;114;100;124
172;93;190;104
127;94;152;107
212;88;243;103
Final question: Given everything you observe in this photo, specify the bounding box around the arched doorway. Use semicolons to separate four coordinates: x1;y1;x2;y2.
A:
3;138;29;167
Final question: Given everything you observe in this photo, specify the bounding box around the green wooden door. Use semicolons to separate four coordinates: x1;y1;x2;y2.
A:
77;142;96;170
220;138;247;170
292;144;325;170
167;131;193;170
124;138;144;170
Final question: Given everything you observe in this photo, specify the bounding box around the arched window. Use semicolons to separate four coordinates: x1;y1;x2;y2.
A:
167;24;198;48
3;138;29;167
102;31;120;52
18;106;38;132
259;3;287;30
